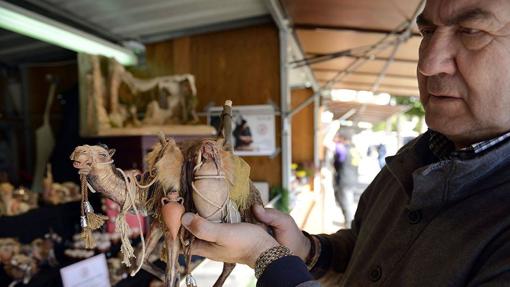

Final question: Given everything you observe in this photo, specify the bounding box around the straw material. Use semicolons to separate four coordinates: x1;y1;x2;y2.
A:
86;212;108;230
80;228;95;249
230;156;251;210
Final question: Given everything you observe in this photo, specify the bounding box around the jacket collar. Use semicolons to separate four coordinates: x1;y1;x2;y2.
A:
386;131;510;210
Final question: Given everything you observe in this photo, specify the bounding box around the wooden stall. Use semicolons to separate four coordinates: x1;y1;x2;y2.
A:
291;88;314;164
139;23;282;186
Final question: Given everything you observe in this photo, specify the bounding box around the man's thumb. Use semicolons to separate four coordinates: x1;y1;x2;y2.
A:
253;205;289;229
181;212;219;242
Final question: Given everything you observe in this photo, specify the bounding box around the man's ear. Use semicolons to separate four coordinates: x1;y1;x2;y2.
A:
108;149;116;157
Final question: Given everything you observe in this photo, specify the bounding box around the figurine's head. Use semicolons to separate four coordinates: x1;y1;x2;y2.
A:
70;144;115;170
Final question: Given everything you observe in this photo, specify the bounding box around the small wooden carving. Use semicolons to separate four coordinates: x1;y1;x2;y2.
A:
78;54;199;137
0;183;31;216
42;164;81;205
0;238;21;265
4;254;38;286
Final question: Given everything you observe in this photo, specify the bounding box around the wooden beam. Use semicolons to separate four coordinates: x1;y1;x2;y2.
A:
315;72;418;88
320;80;419;97
295;24;421;37
313;69;417;79
305;53;418;64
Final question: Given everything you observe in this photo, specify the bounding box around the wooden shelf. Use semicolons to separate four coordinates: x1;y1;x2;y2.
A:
89;125;217;138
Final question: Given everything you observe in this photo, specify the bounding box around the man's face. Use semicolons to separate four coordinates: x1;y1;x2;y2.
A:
417;0;510;147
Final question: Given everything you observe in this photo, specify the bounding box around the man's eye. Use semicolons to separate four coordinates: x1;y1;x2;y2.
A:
419;27;435;37
460;28;481;35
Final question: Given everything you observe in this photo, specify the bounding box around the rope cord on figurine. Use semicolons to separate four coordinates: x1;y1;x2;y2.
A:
78;154;111;249
75;145;147;272
117;168;146;274
184;237;197;287
190;177;229;221
134;176;157;189
79;153;114;194
190;144;237;223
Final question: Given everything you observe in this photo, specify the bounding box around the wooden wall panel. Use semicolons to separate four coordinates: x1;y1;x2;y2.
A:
21;62;78;182
141;41;175;77
173;37;191;74
27;63;78;130
188;25;280;110
291;88;314;164
142;23;282;187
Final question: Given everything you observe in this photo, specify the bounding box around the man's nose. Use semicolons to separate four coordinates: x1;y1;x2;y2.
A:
417;32;457;76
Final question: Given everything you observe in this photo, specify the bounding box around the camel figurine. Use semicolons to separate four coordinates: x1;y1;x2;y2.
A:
70;100;264;287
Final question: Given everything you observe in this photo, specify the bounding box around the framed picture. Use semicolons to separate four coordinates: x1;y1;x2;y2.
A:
208;105;276;156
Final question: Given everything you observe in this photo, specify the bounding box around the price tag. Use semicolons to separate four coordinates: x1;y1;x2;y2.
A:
60;253;110;287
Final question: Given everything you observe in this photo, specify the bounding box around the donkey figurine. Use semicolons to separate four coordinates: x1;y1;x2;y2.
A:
70;101;265;287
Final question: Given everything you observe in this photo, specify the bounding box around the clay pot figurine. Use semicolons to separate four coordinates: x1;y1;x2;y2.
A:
161;192;184;240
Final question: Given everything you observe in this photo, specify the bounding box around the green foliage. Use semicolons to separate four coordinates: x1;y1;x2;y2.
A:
270;186;290;213
414;116;424;133
372;115;398;132
394;96;425;117
373;121;387;132
395;96;426;132
371;97;424;132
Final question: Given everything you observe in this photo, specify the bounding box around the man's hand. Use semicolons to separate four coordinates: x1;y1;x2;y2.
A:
252;205;311;261
181;213;279;268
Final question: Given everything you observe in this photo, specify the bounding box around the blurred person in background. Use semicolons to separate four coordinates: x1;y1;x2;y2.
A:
332;134;358;227
376;142;387;169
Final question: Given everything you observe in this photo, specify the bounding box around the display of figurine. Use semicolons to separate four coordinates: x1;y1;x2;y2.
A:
63;248;94;259
65;230;138;261
29;232;61;267
70;100;265;287
64;232;96;259
0;183;31;216
80;54;199;136
0;238;21;265
4;254;38;287
0;232;62;286
13;186;39;210
42;164;81;205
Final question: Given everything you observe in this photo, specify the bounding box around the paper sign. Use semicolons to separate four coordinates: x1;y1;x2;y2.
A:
60;253;110;287
208;105;276;156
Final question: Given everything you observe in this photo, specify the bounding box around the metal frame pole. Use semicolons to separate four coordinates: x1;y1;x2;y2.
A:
265;0;292;190
280;30;291;191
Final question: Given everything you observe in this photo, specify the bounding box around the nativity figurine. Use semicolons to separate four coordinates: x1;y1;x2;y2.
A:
70;100;265;287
